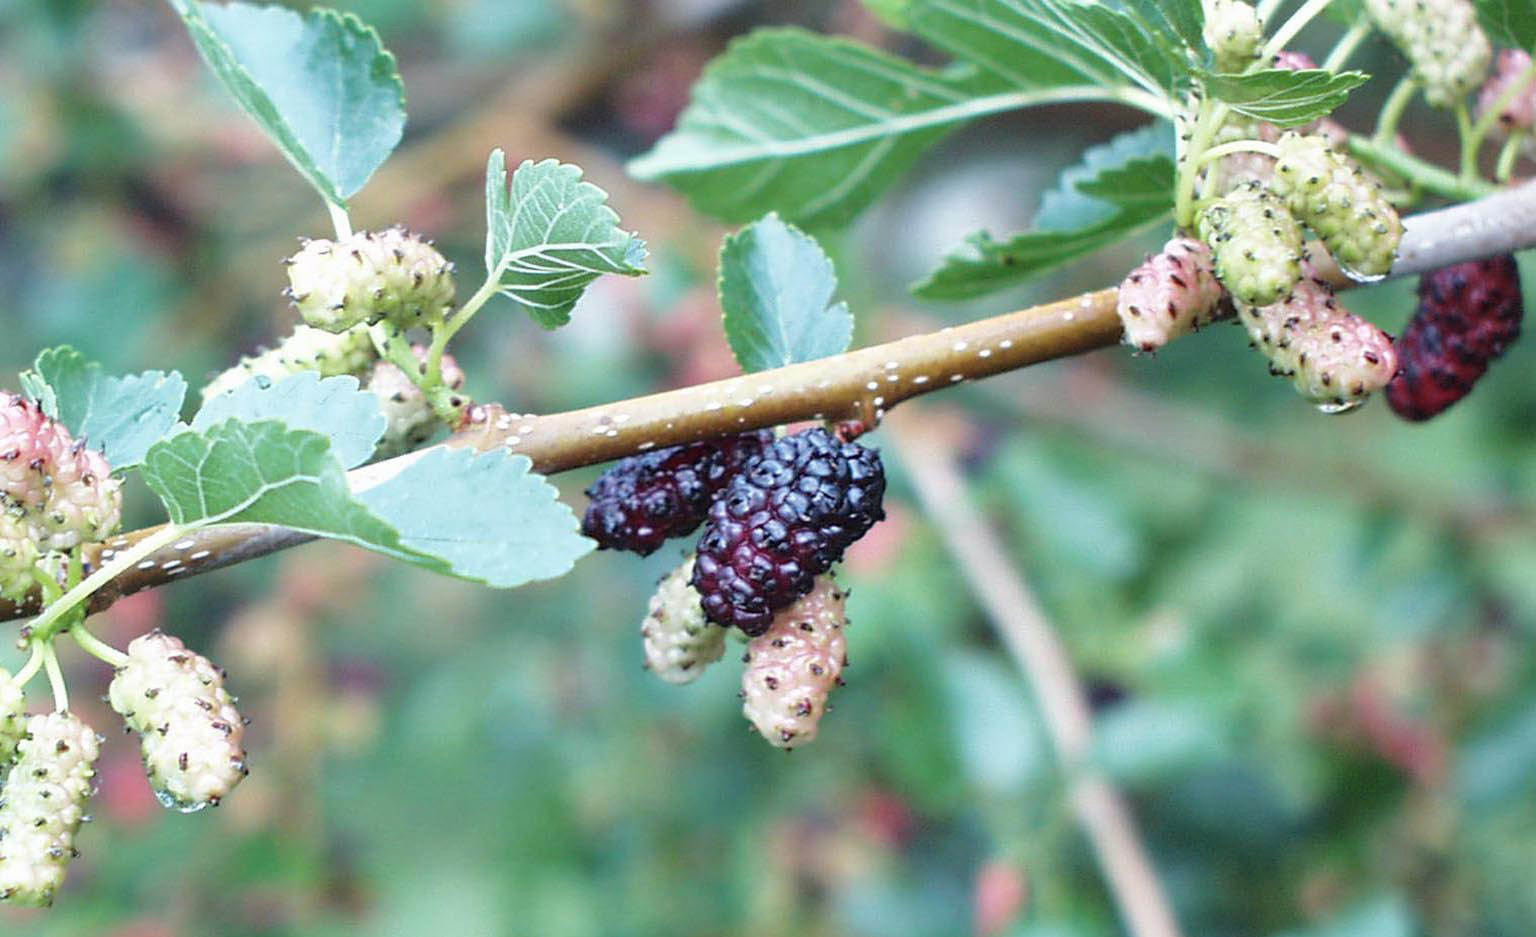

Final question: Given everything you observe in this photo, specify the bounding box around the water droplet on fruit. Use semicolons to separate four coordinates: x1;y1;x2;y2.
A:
1336;263;1386;284
1314;398;1363;415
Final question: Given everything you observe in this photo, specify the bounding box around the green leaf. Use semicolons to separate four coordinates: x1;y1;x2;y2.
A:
717;213;854;374
20;346;187;472
913;123;1174;299
192;372;386;470
1123;0;1205;52
484;150;648;329
174;0;406;206
355;447;593;588
629;27;1167;228
1475;0;1536;49
1201;68;1370;127
140;420;438;568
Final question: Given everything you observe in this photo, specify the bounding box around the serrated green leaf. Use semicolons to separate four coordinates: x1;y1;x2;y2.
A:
1123;0;1205;52
174;0;405;206
484;150;648;329
192;372;386;469
913;123;1174;299
20;346;187;472
718;213;853;374
1475;0;1536;49
141;419;442;569
628;26;1171;228
1201;68;1369;127
355;447;592;588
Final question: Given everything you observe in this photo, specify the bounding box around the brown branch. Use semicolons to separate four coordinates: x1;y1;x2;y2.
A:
3;184;1535;624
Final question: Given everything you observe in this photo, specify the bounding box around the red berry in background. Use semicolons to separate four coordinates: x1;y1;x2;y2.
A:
1386;254;1524;421
582;430;774;556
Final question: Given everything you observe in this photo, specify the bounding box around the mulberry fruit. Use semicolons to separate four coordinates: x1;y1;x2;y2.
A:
285;227;456;332
367;349;467;459
202;323;377;400
108;631;249;812
0;668;23;768
0;394;123;551
692;428;885;635
1204;0;1264;72
582;430;775;556
1237;265;1398;410
1362;0;1491;108
0;712;100;907
0;395;63;511
1271;132;1402;279
1477;49;1536;135
641;555;726;684
740;575;849;749
1198;182;1304;306
34;444;121;550
1387;254;1524;421
1116;237;1226;351
0;511;38;602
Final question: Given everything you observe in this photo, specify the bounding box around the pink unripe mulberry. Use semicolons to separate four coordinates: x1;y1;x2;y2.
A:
1116;237;1226;352
740;575;849;749
1477;49;1536;134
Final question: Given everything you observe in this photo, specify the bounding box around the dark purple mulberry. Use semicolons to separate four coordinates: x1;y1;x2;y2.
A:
691;428;885;635
582;430;774;555
1387;254;1523;421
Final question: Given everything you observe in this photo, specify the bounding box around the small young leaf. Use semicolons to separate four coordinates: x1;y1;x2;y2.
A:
1475;0;1536;49
140;419;441;568
1201;68;1369;127
718;214;853;374
356;447;593;588
20;346;187;471
174;0;406;206
192;372;386;470
913;124;1175;299
484;150;648;329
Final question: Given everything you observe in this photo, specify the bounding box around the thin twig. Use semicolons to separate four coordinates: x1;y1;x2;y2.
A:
890;409;1184;937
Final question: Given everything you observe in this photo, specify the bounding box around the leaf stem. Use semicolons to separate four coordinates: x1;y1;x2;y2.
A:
13;644;45;687
1196;139;1282;167
1457;102;1479;182
1372;76;1418;146
1496;134;1526;182
43;642;68;713
26;525;188;643
424;263;505;393
327;201;354;240
1322;18;1372;72
1347;135;1496;201
1174;97;1222;228
1261;0;1335;61
71;624;130;669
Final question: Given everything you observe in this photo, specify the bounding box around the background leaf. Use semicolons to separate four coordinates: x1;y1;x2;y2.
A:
20;346;187;471
1475;0;1536;49
1201;68;1369;127
175;0;405;205
718;213;853;374
484;151;648;329
355;447;593;588
193;371;386;470
913;123;1174;299
140;419;437;568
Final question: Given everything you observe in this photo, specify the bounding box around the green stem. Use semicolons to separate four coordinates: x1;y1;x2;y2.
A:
423;263;505;392
1347;134;1497;201
1197;139;1282;167
13;644;45;687
327;201;353;240
71;624;130;669
1261;0;1335;61
1322;19;1371;71
1373;76;1418;146
26;525;188;643
1496;134;1526;182
1457;102;1478;183
1175;98;1224;228
43;642;67;712
1469;59;1536;148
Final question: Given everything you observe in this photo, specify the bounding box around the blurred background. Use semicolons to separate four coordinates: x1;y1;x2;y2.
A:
2;1;1536;935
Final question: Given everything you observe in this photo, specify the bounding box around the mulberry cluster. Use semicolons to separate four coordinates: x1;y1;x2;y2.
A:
692;428;884;635
366;348;467;458
0;667;23;766
582;430;775;556
0;712;100;907
1387;255;1524;421
108;631;249;812
1362;0;1491;108
1270;132;1403;279
641;555;727;684
0;394;122;566
1203;0;1263;72
285;227;457;333
1477;49;1536;135
202;323;377;400
1198;182;1304;306
1116;237;1226;351
1237;266;1398;410
740;575;849;749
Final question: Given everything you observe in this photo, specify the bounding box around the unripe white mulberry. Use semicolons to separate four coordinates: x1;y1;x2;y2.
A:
202;323;377;401
108;631;248;812
641;555;727;684
0;511;38;602
1204;0;1264;72
1271;132;1403;279
1477;49;1536;134
35;444;122;550
1362;0;1491;108
0;712;100;907
740;575;848;750
1237;266;1398;410
365;348;467;459
1117;237;1226;352
0;668;23;768
1198;182;1304;306
285;227;456;333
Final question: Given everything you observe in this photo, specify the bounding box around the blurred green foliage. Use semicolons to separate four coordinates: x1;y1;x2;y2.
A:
2;2;1535;937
